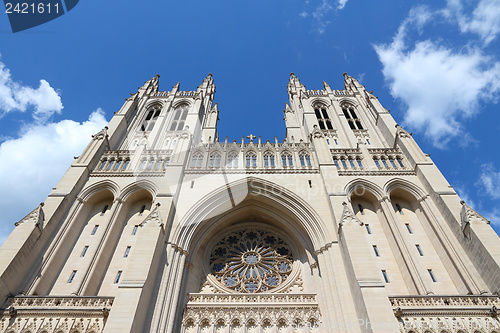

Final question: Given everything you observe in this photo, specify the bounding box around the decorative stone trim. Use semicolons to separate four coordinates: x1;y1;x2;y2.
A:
182;293;321;331
0;296;113;333
337;170;416;176
139;203;163;229
338;201;363;230
389;295;500;333
14;203;45;231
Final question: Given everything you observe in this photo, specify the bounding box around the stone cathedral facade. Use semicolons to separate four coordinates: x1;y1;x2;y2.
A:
0;73;499;333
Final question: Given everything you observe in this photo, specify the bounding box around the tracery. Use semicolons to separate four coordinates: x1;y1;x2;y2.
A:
209;228;293;293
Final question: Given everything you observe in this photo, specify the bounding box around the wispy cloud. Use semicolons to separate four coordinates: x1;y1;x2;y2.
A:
0;59;63;122
300;0;349;34
478;163;500;200
0;60;108;246
0;109;108;245
374;1;500;148
337;0;348;10
444;0;500;45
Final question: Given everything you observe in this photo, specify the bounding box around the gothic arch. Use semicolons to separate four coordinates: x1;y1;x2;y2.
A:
172;177;329;255
118;179;158;202
338;98;359;108
172;100;192;109
77;180;120;202
310;98;329;108
344;178;385;202
144;100;166;111
384;178;427;201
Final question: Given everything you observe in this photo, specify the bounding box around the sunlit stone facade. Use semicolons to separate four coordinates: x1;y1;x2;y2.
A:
1;73;499;333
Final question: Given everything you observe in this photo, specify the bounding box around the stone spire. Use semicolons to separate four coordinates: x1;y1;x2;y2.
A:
139;74;160;95
287;72;305;95
343;72;363;92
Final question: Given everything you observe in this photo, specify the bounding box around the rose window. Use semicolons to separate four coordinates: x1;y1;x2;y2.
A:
209;229;293;293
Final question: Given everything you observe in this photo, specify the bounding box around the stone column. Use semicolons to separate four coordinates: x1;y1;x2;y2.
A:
103;209;166;333
150;243;187;333
27;197;86;295
79;198;124;295
338;202;398;333
378;197;431;295
418;196;488;294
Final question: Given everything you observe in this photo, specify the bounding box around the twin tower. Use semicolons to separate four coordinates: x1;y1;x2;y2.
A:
0;73;499;333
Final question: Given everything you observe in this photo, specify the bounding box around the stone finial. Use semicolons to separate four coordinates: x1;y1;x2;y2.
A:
338;202;363;232
15;202;45;230
461;201;490;227
139;203;164;229
284;103;293;114
395;124;412;138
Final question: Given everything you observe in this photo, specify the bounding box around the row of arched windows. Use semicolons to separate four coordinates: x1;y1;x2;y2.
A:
191;151;313;169
98;158;131;171
332;155;405;170
138;157;170;171
97;157;170;172
373;156;404;169
333;157;363;169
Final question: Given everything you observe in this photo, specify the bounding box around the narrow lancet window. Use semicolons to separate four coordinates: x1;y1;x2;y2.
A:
114;271;122;284
68;270;77;283
81;246;89;257
100;205;108;216
358;204;364;215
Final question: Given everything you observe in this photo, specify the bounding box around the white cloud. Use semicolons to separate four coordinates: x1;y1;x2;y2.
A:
445;0;500;45
0;60;63;121
300;0;348;34
479;164;500;200
483;207;500;227
337;0;348;10
0;109;108;245
374;3;500;148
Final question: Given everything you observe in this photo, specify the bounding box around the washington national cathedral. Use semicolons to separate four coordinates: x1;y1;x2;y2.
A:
1;72;500;333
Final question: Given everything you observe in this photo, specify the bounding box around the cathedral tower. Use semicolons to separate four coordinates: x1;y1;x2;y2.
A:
0;73;499;333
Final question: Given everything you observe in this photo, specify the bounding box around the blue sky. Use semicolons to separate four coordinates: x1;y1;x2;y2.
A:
0;0;500;243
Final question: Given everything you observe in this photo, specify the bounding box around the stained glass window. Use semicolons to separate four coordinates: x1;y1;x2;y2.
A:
209;228;293;293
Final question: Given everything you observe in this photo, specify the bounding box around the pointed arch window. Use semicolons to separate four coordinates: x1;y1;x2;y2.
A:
299;152;312;167
246;152;257;167
227;152;239;168
141;104;162;131
191;152;204;168
154;159;164;170
281;152;293;167
356;158;363;168
122;159;130;170
106;159;115;170
342;105;363;130
209;153;222;168
314;104;333;130
263;151;275;167
99;159;107;170
147;159;155;170
169;104;189;131
114;159;123;170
